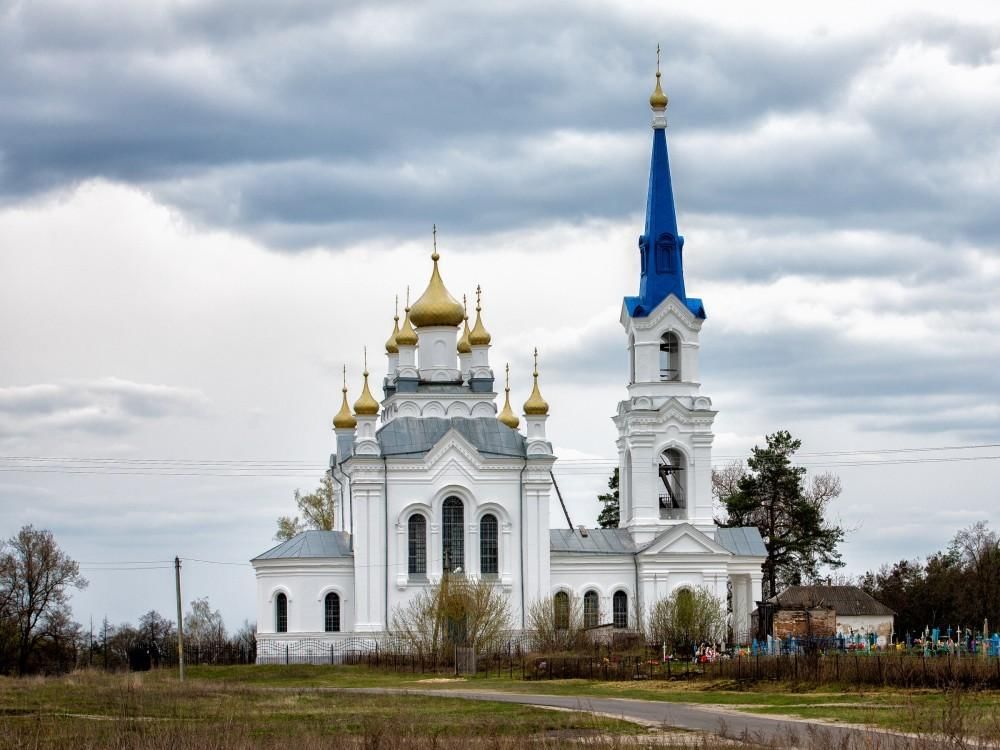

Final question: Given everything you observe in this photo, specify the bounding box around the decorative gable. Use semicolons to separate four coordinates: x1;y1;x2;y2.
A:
639;523;731;557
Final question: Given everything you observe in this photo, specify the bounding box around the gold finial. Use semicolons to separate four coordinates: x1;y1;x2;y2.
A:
409;227;465;327
650;44;668;111
497;362;519;429
523;347;549;416
468;283;492;346
353;350;380;416
333;365;357;429
396;286;418;346
432;224;438;261
385;296;401;354
457;293;472;354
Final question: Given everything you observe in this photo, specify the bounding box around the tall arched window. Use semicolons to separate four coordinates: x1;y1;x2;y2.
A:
408;513;427;577
442;496;464;574
275;592;287;633
553;591;570;630
658;448;686;518
613;591;628;629
583;590;599;629
324;592;340;633
480;513;498;577
659;332;680;381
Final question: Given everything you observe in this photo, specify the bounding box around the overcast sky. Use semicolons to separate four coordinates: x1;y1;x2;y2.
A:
2;0;999;630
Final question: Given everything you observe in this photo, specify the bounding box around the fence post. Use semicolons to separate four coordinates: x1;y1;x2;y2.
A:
285;644;289;665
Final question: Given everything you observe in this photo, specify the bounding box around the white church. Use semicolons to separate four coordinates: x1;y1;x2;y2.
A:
252;67;766;649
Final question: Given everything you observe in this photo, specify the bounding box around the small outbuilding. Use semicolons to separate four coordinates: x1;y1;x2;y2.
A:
757;585;895;642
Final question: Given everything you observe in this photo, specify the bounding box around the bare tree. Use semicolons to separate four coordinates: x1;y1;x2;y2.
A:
711;461;745;523
390;576;512;658
183;596;226;649
648;587;726;656
0;525;87;674
526;593;588;653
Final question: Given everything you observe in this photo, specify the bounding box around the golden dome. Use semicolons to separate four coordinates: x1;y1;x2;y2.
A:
408;226;465;328
333;367;357;429
353;352;380;416
649;71;668;110
385;298;401;354
497;364;519;429
396;302;418;347
457;295;472;354
522;348;549;416
468;285;492;346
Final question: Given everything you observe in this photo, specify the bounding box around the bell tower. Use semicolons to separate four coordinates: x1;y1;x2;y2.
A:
615;53;717;545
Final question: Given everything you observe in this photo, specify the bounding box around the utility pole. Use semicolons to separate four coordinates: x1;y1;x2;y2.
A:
175;556;186;681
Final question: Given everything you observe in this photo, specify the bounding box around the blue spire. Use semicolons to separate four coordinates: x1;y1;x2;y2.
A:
624;65;705;320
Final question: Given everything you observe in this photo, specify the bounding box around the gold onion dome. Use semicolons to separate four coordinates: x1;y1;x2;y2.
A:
396;296;418;347
353;353;380;416
385;297;400;354
468;285;492;346
650;45;668;110
497;364;519;429
457;295;472;354
333;367;357;429
522;348;550;416
408;226;465;328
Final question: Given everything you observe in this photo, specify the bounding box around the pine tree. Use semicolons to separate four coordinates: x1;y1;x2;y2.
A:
719;431;844;599
597;468;620;528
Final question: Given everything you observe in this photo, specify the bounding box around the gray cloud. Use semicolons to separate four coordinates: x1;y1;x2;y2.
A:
0;378;210;441
3;3;997;247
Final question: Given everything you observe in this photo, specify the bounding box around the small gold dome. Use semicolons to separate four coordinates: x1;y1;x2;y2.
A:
333;368;357;429
396;305;418;347
650;71;668;110
497;364;519;429
468;285;491;346
409;227;465;328
457;296;472;354
385;304;401;355
522;348;550;416
353;361;380;416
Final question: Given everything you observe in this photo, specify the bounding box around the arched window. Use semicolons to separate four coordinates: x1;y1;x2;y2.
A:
659;332;680;381
553;591;570;630
658;448;686;519
408;513;427;577
613;591;628;629
583;590;599;629
480;514;498;577
324;592;340;633
442;497;464;574
275;592;287;633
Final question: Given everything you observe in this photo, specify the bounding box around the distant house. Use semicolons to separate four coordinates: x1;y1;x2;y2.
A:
756;585;895;642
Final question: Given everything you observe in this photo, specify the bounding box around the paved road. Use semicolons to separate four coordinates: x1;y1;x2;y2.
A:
341;687;930;748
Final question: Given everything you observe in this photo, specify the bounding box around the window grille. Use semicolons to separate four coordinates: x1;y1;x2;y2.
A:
583;590;599;629
275;593;287;633
442;497;464;574
613;591;628;629
324;592;340;632
554;591;570;630
480;514;498;577
408;514;427;576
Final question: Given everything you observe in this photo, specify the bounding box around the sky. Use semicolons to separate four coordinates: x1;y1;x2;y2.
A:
1;0;999;630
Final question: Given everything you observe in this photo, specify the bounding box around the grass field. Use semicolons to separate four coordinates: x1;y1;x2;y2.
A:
187;663;1000;738
0;669;647;750
4;665;1000;748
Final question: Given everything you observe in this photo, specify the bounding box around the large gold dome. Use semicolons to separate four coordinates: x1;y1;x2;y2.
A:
408;243;465;328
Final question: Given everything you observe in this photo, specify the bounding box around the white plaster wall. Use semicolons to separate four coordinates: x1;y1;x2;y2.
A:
551;553;637;628
254;560;355;635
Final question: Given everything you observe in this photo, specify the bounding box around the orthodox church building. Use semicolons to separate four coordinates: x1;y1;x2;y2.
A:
252;68;766;647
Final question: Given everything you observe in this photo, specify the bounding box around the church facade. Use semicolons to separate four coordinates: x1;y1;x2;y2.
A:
252;69;766;649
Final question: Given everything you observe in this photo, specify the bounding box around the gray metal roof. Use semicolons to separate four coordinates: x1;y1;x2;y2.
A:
550;528;637;554
377;417;526;458
551;526;766;557
715;526;768;557
768;585;895;617
253;530;353;561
